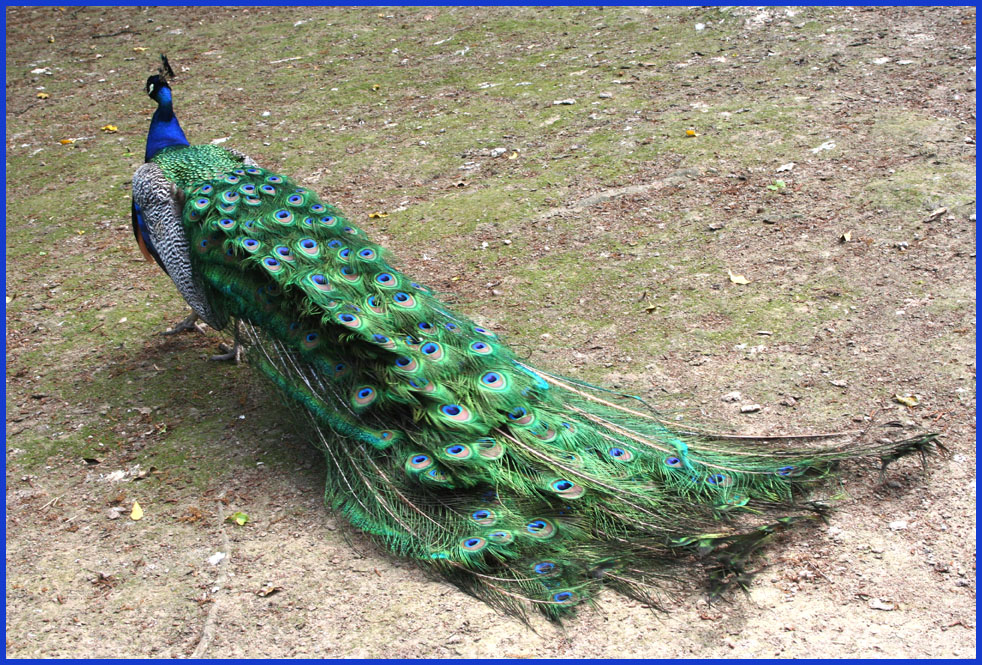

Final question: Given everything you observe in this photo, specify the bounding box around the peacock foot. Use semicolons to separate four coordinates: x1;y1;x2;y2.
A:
160;312;207;336
210;341;243;364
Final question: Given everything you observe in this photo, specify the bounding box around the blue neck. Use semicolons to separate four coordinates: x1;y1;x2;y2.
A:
145;87;190;161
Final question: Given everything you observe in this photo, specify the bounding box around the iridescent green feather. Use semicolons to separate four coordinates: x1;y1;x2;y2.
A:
146;144;939;621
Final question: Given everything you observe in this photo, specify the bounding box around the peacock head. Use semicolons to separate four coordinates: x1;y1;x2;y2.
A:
145;74;170;103
145;54;176;105
142;54;189;161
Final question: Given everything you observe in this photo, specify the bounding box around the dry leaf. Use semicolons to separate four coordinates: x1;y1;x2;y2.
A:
508;151;519;160
371;84;380;91
257;584;282;597
101;125;118;133
59;138;75;145
226;511;249;526
368;211;388;218
894;394;920;407
727;270;751;285
840;231;852;242
133;47;148;52
37;92;49;99
685;128;698;137
130;501;143;520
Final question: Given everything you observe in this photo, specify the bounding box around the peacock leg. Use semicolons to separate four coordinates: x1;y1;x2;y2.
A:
160;311;207;336
210;319;244;363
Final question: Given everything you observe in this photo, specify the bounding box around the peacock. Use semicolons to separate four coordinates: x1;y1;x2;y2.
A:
130;56;939;621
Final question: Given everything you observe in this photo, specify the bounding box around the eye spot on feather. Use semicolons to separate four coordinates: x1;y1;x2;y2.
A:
488;530;513;544
552;591;576;604
273;209;293;225
533;561;557;575
262;256;282;273
337;313;361;328
665;456;683;468
460;537;487;552
393;292;417;308
224;175;240;184
338;248;352;260
266;175;283;183
310;203;326;213
287;194;304;206
408;454;433;470
445;322;460;333
706;473;733;487
302;332;320;349
327;239;342;249
318;215;337;227
352;386;376;407
440;404;473;423
550;479;585;499
394;356;418;372
309;274;331;291
608;447;634;462
298;238;318;255
444;444;472;460
469;341;492;355
777;466;795;477
420;342;443;360
470;509;496;526
525;518;557;539
479;371;507;391
358;248;376;260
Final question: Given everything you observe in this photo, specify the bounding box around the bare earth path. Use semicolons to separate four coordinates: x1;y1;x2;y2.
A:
5;6;975;658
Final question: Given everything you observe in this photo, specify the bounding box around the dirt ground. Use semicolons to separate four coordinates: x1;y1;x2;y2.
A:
5;6;976;658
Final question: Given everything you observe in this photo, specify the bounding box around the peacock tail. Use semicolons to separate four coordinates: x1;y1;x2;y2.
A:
132;59;939;621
